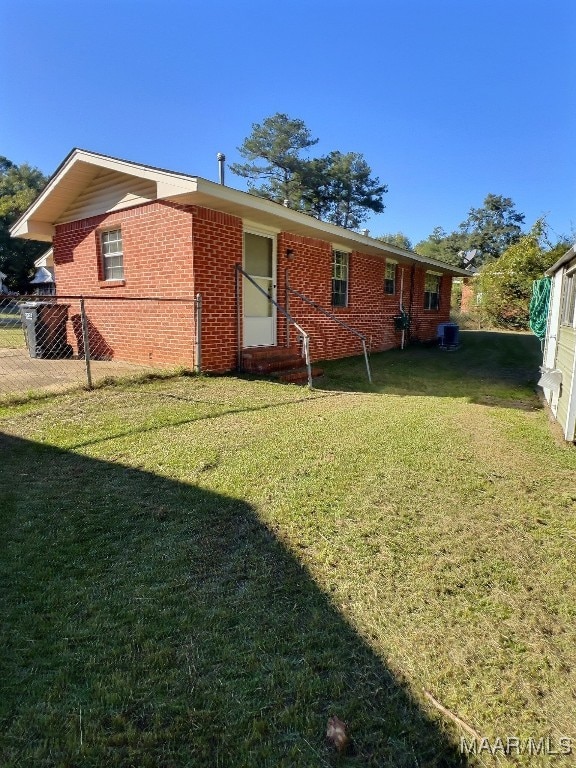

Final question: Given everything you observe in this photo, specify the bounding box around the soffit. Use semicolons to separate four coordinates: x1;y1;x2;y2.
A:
10;149;197;241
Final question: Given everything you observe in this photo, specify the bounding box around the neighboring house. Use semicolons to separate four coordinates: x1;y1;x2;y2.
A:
541;244;576;442
11;148;469;374
30;248;56;295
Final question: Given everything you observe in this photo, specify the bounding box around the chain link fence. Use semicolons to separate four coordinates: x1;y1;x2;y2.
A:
0;294;201;400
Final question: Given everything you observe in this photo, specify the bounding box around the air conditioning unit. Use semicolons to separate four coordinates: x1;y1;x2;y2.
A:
437;322;460;350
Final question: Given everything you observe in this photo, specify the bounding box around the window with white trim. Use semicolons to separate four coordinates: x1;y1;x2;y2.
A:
384;261;397;294
332;250;349;307
560;267;576;326
424;273;441;310
101;229;124;280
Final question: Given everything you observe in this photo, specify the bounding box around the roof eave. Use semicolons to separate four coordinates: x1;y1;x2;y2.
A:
166;179;470;276
10;148;470;277
545;244;576;275
9;148;200;242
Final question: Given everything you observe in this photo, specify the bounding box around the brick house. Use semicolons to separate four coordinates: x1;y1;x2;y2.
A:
11;149;469;375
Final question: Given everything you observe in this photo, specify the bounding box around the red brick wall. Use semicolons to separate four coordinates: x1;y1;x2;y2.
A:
52;199;453;372
405;265;453;343
53;201;197;367
276;233;452;361
189;206;243;372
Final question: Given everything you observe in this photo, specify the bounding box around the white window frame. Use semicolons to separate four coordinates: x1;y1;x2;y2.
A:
424;272;441;310
332;250;349;307
100;228;124;281
560;264;576;327
384;260;397;294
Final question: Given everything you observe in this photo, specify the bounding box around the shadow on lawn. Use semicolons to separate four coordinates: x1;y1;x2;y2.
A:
318;330;543;410
0;433;466;767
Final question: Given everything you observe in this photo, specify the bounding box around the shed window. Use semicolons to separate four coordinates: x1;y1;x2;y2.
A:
332;251;349;307
101;229;124;281
560;269;576;326
384;262;397;294
424;273;441;310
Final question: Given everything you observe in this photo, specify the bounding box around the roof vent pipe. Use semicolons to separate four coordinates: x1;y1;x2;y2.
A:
217;153;226;185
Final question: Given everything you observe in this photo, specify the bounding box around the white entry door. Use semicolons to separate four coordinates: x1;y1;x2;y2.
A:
243;231;276;347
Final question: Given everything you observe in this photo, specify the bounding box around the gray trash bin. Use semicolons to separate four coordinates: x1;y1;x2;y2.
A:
20;303;41;358
20;302;73;359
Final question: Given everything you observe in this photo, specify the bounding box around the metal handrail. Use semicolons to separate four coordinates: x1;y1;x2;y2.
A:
286;280;372;383
235;264;313;388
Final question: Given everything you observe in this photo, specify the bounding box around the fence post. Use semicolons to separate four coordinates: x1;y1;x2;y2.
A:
80;297;93;389
194;293;202;374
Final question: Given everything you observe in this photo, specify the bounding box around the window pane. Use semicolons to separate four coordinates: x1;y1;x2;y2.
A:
561;273;576;325
425;274;436;292
385;263;396;294
244;277;273;317
332;251;349;307
105;255;122;269
102;230;122;254
101;229;123;279
245;233;273;277
106;264;124;280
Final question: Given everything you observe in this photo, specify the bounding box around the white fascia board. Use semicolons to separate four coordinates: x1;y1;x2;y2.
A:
64;149;199;188
10;148;199;241
10;149;89;238
175;178;471;277
34;248;54;268
11;219;54;241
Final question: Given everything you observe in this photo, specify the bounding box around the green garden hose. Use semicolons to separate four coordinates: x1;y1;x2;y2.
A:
529;277;551;340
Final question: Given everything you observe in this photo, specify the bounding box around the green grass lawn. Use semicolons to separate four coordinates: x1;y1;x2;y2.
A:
0;304;25;349
0;326;25;349
1;331;575;767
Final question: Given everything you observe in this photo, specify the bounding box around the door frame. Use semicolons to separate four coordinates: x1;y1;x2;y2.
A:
242;227;278;348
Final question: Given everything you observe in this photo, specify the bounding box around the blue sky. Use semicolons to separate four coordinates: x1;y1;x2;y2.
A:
1;0;574;245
